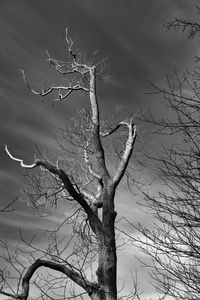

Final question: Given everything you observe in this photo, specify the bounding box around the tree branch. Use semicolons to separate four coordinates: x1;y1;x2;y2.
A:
0;196;18;213
45;50;78;75
5;146;103;235
0;259;97;300
166;18;200;39
100;122;127;137
112;119;137;187
5;145;37;169
0;288;19;300
88;67;110;179
46;28;91;76
21;70;89;101
83;138;101;180
5;146;85;204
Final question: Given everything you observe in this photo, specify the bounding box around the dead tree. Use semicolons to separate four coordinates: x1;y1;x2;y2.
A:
1;29;137;300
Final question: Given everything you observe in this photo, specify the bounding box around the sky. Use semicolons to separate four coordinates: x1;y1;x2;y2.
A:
0;0;199;299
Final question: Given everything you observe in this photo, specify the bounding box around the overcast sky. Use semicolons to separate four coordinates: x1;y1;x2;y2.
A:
0;0;199;299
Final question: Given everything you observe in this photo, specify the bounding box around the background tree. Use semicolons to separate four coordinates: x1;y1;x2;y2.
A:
0;30;137;300
135;14;200;300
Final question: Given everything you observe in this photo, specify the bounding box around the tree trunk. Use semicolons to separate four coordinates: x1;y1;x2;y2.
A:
95;185;117;300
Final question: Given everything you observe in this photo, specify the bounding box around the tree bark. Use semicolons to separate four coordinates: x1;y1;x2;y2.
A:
95;184;117;300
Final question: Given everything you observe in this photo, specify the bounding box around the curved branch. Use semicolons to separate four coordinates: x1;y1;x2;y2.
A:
112;119;137;187
0;259;97;300
100;121;130;137
5;145;37;169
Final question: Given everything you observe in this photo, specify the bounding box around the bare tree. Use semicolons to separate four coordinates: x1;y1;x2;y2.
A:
135;23;200;298
0;29;137;300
